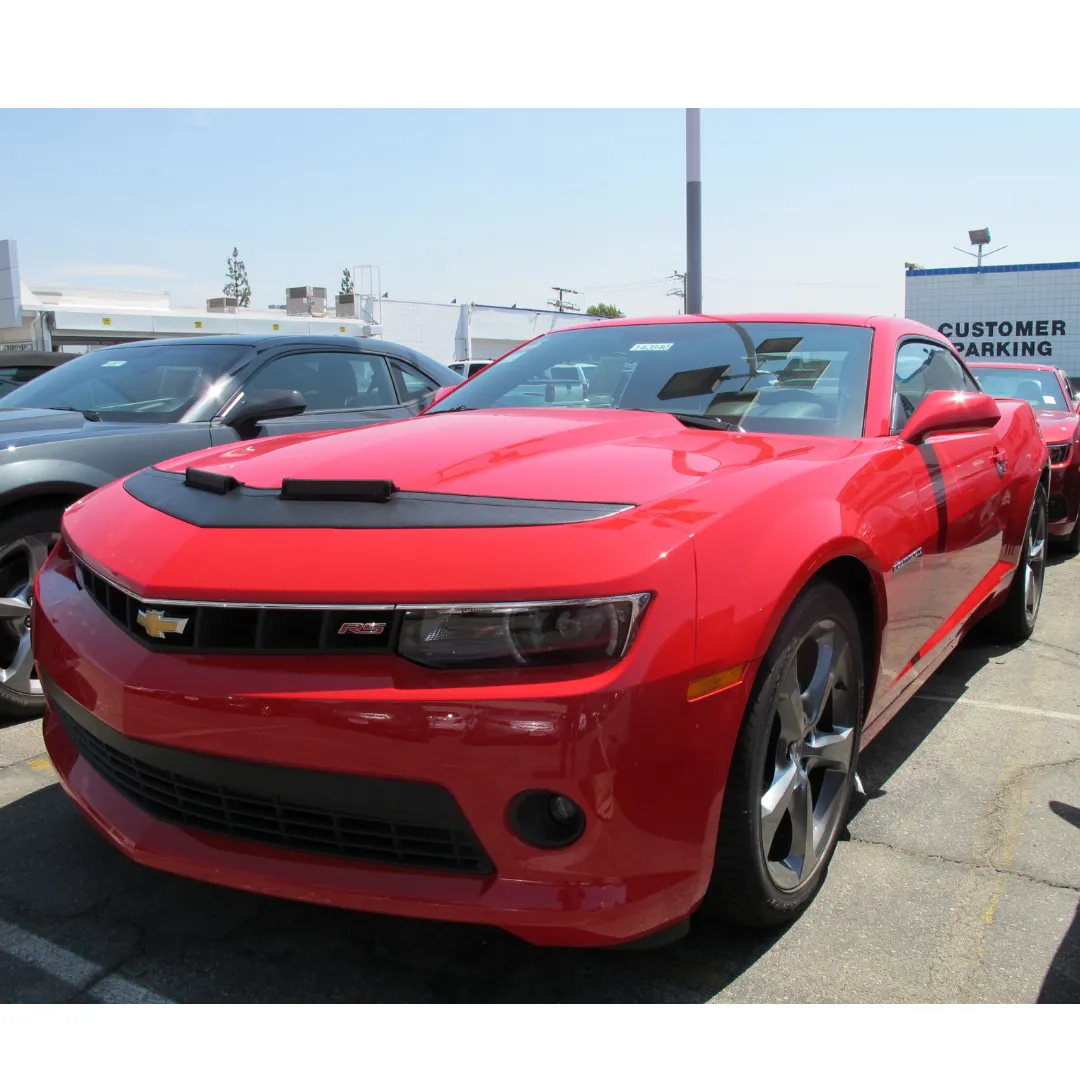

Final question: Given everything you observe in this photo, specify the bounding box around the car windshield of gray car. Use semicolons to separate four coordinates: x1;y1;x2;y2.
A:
972;366;1068;411
425;321;875;437
0;344;253;423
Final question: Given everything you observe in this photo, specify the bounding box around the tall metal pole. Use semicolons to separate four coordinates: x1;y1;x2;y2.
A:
685;108;703;315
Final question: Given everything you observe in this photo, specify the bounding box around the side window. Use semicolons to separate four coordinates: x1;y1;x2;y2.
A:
891;340;979;434
243;351;395;413
388;358;438;405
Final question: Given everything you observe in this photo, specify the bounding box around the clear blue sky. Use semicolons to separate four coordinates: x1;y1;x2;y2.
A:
2;109;1078;318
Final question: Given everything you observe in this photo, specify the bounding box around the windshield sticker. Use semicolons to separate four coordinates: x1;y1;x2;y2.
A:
1044;395;1058;404
630;343;673;352
101;360;126;367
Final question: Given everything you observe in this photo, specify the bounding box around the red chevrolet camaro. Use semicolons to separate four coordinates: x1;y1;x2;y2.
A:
33;314;1049;948
969;362;1080;553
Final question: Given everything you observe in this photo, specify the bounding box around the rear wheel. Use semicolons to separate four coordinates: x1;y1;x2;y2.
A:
984;485;1047;643
0;507;63;722
702;581;864;927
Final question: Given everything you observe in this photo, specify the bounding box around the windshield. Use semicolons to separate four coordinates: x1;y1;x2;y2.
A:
0;343;253;423
429;321;874;437
971;366;1068;411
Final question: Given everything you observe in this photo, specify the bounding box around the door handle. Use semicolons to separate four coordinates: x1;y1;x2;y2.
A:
992;447;1007;477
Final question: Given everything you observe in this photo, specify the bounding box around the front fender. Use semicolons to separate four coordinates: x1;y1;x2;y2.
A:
0;459;121;515
691;496;887;678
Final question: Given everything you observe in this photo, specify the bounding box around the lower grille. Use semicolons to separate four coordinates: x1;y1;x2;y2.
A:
1049;494;1068;522
53;693;494;876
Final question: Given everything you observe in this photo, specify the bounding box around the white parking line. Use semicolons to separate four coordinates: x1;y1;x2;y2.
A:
0;917;171;1003
915;695;1080;723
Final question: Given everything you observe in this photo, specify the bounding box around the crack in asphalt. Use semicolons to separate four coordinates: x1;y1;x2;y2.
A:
1029;638;1080;661
845;834;1080;894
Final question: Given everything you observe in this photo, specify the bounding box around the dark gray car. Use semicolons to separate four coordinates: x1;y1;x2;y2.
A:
0;334;460;720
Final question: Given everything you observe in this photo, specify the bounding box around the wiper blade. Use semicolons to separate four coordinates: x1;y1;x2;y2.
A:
670;412;741;432
437;404;476;412
48;405;101;421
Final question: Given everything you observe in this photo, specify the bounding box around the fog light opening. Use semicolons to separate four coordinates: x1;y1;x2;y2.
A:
508;790;586;848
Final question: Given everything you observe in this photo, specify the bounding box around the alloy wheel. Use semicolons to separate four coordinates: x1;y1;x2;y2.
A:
0;532;58;698
760;618;857;891
1025;496;1047;623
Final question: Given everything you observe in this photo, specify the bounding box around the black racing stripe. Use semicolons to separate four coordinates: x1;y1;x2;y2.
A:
918;443;948;552
123;467;635;530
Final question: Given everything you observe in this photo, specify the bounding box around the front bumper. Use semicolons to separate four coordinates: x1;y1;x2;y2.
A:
35;543;749;948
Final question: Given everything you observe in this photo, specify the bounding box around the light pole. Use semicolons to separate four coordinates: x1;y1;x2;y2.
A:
953;227;1008;272
685;108;703;315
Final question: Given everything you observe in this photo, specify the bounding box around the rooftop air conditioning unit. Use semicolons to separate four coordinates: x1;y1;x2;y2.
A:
206;297;240;312
336;293;357;318
286;286;328;316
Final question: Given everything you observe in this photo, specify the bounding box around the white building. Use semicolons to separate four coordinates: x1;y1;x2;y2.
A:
905;260;1080;376
0;239;603;365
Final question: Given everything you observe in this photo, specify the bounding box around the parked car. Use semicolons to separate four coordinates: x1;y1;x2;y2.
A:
35;314;1047;948
969;362;1080;553
448;360;493;378
0;334;460;721
0;351;78;397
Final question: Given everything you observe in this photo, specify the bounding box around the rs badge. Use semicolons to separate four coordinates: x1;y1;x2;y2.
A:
338;622;387;636
136;608;190;639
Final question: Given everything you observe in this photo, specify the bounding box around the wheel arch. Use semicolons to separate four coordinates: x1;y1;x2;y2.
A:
0;482;96;523
811;555;884;709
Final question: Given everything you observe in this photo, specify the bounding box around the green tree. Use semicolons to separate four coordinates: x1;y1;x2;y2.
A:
223;247;251;307
340;268;354;296
586;302;624;318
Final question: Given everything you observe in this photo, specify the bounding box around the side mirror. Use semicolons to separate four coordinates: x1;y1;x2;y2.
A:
900;390;1001;445
421;385;456;413
225;388;307;439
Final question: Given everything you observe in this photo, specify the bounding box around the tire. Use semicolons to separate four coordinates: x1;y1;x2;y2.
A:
984;484;1047;644
702;581;865;928
0;506;64;722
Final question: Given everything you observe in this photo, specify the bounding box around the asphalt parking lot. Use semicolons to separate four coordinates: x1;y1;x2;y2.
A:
2;562;1079;1004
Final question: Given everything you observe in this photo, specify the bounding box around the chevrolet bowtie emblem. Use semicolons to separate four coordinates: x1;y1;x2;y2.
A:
136;608;190;639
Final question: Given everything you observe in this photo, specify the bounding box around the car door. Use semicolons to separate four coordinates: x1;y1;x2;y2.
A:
211;348;414;443
893;338;1008;648
386;356;441;411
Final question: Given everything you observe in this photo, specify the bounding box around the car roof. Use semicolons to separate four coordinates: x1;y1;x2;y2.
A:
549;313;945;337
93;335;379;351
0;351;78;366
968;361;1060;373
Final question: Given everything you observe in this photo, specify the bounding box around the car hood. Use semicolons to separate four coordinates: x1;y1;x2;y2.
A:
1034;409;1079;444
66;409;863;604
0;407;147;447
153;408;828;507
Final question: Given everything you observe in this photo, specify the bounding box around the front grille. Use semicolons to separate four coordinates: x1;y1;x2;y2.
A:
76;560;397;654
1049;494;1068;522
54;696;494;876
1049;442;1072;466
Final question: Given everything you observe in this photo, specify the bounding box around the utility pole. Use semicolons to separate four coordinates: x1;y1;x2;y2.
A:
667;270;686;313
685;108;702;314
548;286;580;313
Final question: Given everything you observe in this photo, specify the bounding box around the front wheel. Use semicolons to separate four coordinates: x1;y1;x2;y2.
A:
702;581;864;927
0;508;63;723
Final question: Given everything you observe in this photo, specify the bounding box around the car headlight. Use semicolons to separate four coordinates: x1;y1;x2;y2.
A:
397;593;652;669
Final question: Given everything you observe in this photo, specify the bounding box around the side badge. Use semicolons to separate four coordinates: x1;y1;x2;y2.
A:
892;548;923;574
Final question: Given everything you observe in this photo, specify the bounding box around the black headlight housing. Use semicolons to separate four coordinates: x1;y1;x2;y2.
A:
397;593;652;669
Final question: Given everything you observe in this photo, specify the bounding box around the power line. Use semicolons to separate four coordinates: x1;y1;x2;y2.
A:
703;275;894;289
548;285;580;312
580;277;671;292
667;270;686;313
